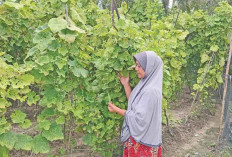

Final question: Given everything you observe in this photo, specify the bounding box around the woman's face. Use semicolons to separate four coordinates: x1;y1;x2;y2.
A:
135;60;145;79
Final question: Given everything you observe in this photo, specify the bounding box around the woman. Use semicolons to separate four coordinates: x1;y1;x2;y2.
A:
108;51;163;157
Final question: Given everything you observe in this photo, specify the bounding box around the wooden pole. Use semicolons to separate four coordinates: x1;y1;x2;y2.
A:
218;34;232;142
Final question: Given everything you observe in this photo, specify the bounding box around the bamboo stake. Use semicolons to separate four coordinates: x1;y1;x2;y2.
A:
218;34;232;142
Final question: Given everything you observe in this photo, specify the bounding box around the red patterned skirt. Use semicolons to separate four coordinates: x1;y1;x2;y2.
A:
123;136;162;157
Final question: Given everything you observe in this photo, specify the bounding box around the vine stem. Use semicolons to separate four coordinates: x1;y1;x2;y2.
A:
185;51;215;123
30;151;33;157
67;74;74;155
218;34;232;143
111;0;119;31
65;4;68;23
164;108;174;136
67;115;73;154
113;0;120;20
174;7;181;27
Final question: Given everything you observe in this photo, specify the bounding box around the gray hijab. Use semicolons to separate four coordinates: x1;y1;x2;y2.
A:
120;51;163;147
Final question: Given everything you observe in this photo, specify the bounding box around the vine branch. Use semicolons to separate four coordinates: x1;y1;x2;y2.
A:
111;0;119;31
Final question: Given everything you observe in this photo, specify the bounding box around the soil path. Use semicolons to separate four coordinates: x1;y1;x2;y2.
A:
163;90;224;157
174;106;220;156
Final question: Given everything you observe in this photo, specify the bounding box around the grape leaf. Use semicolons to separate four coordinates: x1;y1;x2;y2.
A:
11;110;26;124
0;131;17;149
56;116;65;124
42;123;64;141
14;134;33;150
37;119;51;131
19;119;32;129
32;135;50;154
48;18;67;33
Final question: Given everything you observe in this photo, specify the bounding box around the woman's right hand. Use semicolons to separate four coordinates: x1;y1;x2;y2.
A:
118;72;130;87
108;101;117;113
108;101;126;116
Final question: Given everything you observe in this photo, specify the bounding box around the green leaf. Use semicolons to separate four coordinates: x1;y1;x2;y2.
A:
162;98;168;109
48;40;61;51
56;116;65;124
19;119;32;129
58;47;68;56
42;123;64;141
0;52;5;57
82;134;93;145
178;30;189;40
0;117;11;135
0;22;9;36
118;40;129;48
117;19;126;29
35;56;50;66
14;134;33;150
67;25;85;33
11;110;26;124
67;60;77;67
72;67;88;78
180;51;186;57
0;117;7;126
55;56;67;70
0;146;9;157
216;74;223;83
201;54;209;63
4;2;23;9
219;58;225;67
33;32;53;44
58;29;77;43
36;41;50;52
73;107;84;119
18;74;34;86
0;99;11;108
35;24;49;33
27;91;40;106
170;58;179;68
165;51;175;57
108;93;111;103
70;8;85;25
48;18;67;33
37;119;51;130
121;70;129;77
2;54;13;62
0;99;7;109
32;135;50;154
25;47;38;60
41;108;55;117
0;131;17;149
210;45;219;52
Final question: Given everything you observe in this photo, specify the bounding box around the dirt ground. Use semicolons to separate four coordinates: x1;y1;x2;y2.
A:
162;88;232;157
9;88;232;157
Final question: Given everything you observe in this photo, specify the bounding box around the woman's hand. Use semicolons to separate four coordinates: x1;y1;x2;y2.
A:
118;72;130;87
108;101;117;113
108;102;126;116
